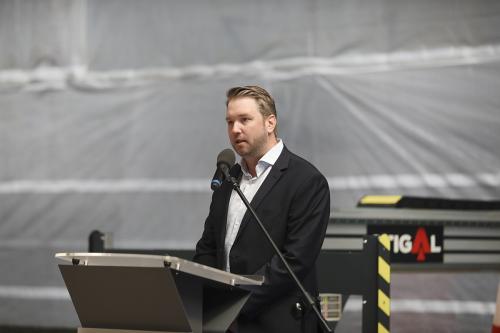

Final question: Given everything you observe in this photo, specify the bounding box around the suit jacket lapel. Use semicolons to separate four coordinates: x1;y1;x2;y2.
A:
233;147;290;244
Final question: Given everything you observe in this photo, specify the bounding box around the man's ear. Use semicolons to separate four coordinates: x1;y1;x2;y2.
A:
266;115;277;134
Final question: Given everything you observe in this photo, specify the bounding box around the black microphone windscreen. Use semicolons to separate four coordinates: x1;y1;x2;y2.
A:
217;149;235;167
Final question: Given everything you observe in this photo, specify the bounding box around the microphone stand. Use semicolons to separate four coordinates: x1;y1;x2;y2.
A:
221;167;333;333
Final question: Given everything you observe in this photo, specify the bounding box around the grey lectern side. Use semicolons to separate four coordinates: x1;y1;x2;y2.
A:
56;253;263;333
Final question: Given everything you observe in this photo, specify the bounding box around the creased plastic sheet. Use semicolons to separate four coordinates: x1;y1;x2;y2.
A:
0;0;499;328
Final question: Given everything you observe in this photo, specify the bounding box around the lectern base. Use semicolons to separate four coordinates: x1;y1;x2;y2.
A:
78;328;190;333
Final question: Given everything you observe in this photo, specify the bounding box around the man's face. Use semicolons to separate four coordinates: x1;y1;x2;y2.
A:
226;97;276;160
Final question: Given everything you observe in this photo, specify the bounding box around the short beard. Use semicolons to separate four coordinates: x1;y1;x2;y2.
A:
235;131;269;160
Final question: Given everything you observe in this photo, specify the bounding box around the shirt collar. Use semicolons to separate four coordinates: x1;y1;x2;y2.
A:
240;139;284;178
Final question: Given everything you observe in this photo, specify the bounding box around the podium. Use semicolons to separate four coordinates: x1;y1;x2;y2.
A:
56;253;263;333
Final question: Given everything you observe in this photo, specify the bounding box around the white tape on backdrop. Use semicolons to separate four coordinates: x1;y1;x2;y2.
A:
0;172;498;194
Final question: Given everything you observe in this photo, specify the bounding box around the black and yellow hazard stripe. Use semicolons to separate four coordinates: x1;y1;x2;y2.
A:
378;234;391;333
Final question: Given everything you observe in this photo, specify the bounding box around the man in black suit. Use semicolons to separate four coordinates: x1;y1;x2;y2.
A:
194;85;330;333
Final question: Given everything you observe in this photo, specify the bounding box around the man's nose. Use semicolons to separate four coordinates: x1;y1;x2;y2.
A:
231;122;242;134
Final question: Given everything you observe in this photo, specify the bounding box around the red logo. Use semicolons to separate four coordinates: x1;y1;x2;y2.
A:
369;225;443;263
411;227;431;261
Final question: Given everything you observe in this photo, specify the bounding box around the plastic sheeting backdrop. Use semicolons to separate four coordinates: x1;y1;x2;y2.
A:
0;0;499;327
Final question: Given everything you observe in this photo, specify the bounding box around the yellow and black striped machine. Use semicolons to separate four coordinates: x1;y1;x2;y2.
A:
315;195;500;333
325;195;500;269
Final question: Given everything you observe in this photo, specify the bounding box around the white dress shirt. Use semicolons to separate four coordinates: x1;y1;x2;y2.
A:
224;139;284;271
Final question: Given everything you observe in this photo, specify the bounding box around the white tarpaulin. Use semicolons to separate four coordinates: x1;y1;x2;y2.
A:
0;0;499;327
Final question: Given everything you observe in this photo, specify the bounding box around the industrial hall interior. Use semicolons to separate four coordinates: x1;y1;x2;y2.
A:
0;1;500;333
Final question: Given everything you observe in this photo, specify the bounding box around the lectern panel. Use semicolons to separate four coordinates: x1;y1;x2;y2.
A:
59;265;192;332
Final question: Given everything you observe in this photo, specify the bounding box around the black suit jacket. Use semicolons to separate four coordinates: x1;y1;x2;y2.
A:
194;147;330;333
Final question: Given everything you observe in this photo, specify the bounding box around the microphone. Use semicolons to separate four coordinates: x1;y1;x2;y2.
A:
210;149;235;190
210;169;225;190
